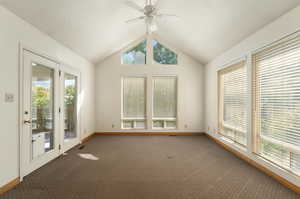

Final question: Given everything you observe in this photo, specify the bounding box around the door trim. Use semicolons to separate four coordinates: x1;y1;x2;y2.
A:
20;49;61;178
60;65;81;153
18;43;81;180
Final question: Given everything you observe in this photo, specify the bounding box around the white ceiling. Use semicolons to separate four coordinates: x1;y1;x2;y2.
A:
1;0;300;64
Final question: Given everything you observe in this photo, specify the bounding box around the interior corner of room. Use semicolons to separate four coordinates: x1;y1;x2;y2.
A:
1;0;300;198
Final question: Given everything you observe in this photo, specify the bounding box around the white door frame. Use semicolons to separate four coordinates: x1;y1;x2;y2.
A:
20;49;61;178
59;65;81;153
19;44;82;180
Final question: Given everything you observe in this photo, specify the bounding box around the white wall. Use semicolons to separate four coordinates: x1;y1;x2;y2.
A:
205;5;300;186
95;37;204;132
0;5;95;187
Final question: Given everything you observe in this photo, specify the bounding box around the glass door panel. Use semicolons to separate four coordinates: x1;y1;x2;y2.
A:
64;73;78;142
31;63;55;158
22;50;60;178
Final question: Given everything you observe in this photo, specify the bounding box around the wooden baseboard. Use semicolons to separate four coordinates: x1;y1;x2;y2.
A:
0;178;20;195
81;133;95;143
205;133;300;194
4;133;297;195
94;132;204;136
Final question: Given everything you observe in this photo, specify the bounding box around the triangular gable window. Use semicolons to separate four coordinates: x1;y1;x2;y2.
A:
122;40;147;64
153;40;178;65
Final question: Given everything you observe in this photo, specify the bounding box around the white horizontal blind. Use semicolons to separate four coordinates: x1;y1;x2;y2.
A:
153;77;177;118
253;34;300;175
218;61;247;146
123;77;146;118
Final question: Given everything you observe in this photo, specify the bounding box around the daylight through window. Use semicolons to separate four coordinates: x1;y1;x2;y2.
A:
218;61;247;146
253;35;300;176
122;40;147;64
153;40;178;65
122;77;146;129
152;76;177;129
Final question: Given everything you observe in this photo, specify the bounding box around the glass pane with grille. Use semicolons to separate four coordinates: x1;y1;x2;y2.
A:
153;120;164;128
123;121;134;129
166;121;177;128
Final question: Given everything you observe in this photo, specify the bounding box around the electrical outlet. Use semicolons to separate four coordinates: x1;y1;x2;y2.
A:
112;124;115;128
5;93;14;103
184;124;188;128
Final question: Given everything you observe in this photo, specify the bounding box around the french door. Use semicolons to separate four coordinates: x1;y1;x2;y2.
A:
60;69;80;153
21;50;80;178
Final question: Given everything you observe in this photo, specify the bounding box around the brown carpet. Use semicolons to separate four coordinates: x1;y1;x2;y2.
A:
1;135;299;199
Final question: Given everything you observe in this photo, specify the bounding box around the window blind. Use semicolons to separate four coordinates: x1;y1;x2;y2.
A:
218;61;247;146
253;34;300;175
153;76;177;118
123;77;146;118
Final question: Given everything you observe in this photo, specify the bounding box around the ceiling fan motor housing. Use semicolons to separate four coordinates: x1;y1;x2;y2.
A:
144;5;155;16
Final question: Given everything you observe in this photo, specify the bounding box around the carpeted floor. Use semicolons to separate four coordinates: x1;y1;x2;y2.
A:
1;135;299;199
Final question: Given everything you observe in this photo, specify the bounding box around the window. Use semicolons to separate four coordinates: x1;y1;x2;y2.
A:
121;38;179;65
152;76;177;129
253;34;300;175
218;61;247;146
64;73;77;140
122;77;146;129
122;40;147;64
153;40;178;65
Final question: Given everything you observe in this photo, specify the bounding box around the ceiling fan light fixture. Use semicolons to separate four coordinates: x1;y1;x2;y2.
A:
124;0;179;34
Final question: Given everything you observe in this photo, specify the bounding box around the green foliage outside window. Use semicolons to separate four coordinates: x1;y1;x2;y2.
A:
32;86;51;131
65;83;77;133
121;39;178;65
153;40;178;65
122;40;147;64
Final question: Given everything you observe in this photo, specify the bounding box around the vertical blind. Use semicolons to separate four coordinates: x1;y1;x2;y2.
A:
218;61;247;146
123;77;146;118
253;34;300;175
153;77;177;118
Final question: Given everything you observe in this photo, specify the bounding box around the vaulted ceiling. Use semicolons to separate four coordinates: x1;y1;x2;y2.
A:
1;0;299;64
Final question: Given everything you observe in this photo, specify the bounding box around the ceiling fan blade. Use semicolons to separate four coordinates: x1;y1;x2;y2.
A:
153;0;161;8
146;0;156;6
124;0;144;13
125;16;146;23
156;13;180;18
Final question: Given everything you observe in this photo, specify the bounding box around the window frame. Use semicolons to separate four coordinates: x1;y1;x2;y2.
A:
151;75;178;130
218;60;247;147
121;75;147;130
121;38;147;65
251;32;300;176
120;35;180;66
210;31;300;187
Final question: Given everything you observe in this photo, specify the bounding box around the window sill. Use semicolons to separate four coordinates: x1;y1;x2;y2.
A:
152;127;177;130
219;135;247;152
121;128;146;130
252;152;300;180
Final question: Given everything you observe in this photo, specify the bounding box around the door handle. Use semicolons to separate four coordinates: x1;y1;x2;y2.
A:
24;120;31;124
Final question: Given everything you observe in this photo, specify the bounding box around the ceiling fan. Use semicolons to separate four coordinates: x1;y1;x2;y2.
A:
125;0;179;34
